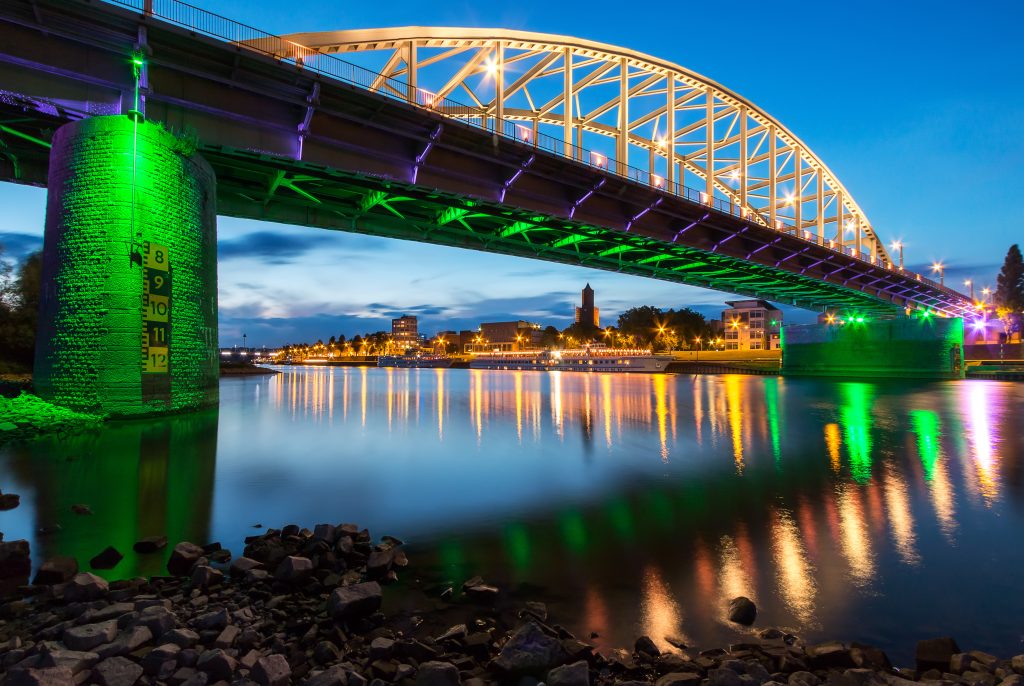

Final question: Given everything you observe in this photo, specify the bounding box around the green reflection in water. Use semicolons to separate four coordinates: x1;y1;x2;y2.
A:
4;409;218;579
560;509;588;554
764;378;782;465
607;497;635;541
839;383;874;484
437;539;467;580
503;522;532;574
910;410;941;481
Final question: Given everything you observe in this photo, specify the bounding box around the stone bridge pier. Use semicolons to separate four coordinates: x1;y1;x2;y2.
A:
34;115;219;416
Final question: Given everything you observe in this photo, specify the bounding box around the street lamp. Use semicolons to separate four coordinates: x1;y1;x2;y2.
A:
890;241;904;270
964;279;974;302
931;262;944;287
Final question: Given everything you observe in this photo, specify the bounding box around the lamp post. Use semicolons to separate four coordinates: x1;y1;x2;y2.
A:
964;279;974;302
890;241;904;270
931;262;944;287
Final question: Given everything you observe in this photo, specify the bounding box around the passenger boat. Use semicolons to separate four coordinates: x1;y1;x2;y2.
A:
469;348;670;373
377;354;454;368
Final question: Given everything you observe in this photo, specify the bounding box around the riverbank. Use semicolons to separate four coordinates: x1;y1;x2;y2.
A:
0;392;103;445
220;363;282;376
1;524;1022;686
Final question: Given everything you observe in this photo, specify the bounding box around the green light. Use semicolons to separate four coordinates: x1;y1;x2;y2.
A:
910;410;941;481
921;311;931;318
131;57;145;67
839;382;874;483
855;316;865;323
770;319;778;327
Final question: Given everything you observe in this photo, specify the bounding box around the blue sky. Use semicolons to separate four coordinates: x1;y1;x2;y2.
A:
2;0;1022;347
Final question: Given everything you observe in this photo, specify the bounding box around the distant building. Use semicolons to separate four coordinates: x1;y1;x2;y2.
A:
721;300;782;351
575;283;600;328
474;321;543;352
391;315;418;351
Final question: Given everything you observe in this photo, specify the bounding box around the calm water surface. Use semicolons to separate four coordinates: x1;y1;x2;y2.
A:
2;367;1023;663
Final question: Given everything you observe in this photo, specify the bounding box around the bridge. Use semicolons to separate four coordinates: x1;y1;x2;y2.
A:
0;0;973;414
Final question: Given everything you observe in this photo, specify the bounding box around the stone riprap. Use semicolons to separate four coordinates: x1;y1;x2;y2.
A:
1;523;1022;686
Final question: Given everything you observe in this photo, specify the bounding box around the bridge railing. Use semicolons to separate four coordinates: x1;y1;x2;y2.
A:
101;0;964;308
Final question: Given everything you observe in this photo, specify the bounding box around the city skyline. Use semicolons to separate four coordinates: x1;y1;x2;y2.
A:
2;0;1021;346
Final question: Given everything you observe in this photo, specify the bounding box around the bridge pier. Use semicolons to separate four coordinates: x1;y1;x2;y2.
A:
781;316;965;380
34;115;219;416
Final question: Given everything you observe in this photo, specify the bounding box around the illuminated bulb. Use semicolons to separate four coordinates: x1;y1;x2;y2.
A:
784;191;796;206
845;219;856;232
729;169;740;181
485;59;499;77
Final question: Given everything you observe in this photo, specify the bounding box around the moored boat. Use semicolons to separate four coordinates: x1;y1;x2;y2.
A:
377;354;454;368
470;348;670;373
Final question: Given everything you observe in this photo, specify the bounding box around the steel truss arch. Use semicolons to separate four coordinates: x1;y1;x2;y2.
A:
276;26;891;265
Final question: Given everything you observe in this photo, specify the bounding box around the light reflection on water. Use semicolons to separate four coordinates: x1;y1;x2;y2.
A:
1;367;1023;663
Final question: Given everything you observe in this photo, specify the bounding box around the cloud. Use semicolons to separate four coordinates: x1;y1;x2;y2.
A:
0;232;43;261
217;231;323;264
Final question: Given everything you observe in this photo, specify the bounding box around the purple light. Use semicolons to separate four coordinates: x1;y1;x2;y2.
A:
972;320;986;331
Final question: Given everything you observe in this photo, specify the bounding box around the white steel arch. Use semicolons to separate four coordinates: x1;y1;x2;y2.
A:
276;27;891;264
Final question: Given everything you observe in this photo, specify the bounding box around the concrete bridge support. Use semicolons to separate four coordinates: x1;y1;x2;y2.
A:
781;316;965;380
34;115;219;416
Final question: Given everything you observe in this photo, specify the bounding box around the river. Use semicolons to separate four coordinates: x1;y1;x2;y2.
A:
1;367;1022;664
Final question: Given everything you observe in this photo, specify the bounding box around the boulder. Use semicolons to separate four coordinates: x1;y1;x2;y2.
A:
328;581;382;619
63;572;108;602
191;565;223;589
728;596;757;625
94;655;144;686
196;649;237;681
135;605;176;637
38;647;99;675
708;668;743;686
167;541;205;576
313;524;337;543
275;555;314;582
301;666;349;686
3;666;75;686
33;556;79;585
253;654;292;686
133;536;167;553
416;661;460;686
492;621;567;675
90;546;124;570
635;635;660;657
0;492;20;510
63;620;119;651
916;637;961;673
230;556;263;578
94;625;153;659
162;628;200;649
807;642;856;670
1013;656;1024;674
656;674;703;686
548;660;590;686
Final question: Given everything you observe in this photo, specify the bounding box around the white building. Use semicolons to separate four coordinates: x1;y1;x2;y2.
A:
721;300;782;351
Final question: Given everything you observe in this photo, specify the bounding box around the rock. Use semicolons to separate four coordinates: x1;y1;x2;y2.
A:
525;601;548;621
0;539;32;594
548;660;590;686
3;666;75;685
253;654;292;686
301;666;349;686
1013;657;1024;674
90;546;124;570
142;644;182;675
94;625;153;659
133;536;168;553
135;605;177;637
462;575;499;602
952;654;976;674
71;504;93;515
788;673;822;686
656;674;703;686
33;556;79;585
193;608;230;631
94;655;145;686
229;557;262;578
38;648;99;675
313;523;337;542
709;668;743;686
329;581;382;619
728;597;757;625
808;642;857;670
63;572;109;602
0;492;20;510
366;549;394;577
635;635;660;657
275;555;314;582
167;541;205;576
196;649;237;681
63;620;119;651
493;621;567;674
214;625;239;649
370;637;396;659
416;661;460;686
191;565;223;589
916;638;961;673
313;641;341;664
1000;677;1024;686
163;628;200;648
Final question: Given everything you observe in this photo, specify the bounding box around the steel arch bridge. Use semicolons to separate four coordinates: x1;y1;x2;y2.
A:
276;27;888;265
0;0;972;319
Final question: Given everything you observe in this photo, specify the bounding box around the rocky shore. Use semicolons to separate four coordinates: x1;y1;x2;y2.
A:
0;393;103;445
1;523;1022;686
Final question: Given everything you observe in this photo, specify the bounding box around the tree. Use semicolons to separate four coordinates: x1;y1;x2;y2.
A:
995;244;1024;337
0;249;42;371
539;325;560;349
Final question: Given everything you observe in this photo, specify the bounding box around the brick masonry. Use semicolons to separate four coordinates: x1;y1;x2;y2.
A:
34;115;219;416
